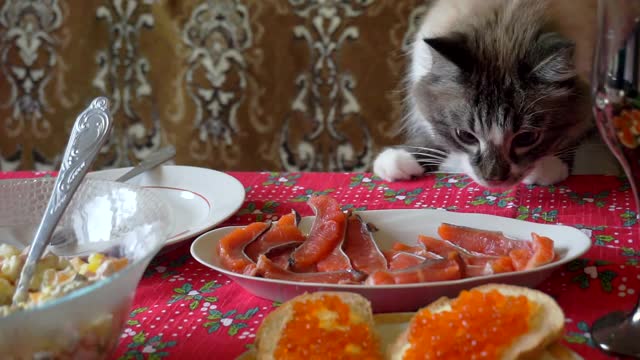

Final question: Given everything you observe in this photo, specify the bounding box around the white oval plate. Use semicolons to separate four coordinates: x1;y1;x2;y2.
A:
89;165;245;246
191;208;591;313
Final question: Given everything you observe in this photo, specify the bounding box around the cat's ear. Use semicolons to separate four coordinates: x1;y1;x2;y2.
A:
526;33;576;84
423;35;473;73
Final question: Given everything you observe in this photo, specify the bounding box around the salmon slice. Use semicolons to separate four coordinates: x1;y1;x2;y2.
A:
464;256;516;278
509;249;530;271
437;223;531;256
509;233;556;270
385;251;427;270
268;249;294;269
218;222;271;275
290;195;348;271
315;218;352;272
528;233;555;267
390;242;436;258
342;214;387;274
488;255;516;273
465;263;493;277
365;253;463;285
418;235;515;272
244;211;306;262
263;242;301;270
256;255;365;284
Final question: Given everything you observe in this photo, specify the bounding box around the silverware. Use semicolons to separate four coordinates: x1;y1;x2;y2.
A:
47;145;176;256
115;145;176;183
12;97;113;305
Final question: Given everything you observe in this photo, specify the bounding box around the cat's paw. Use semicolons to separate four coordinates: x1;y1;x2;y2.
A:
522;156;569;186
373;147;424;182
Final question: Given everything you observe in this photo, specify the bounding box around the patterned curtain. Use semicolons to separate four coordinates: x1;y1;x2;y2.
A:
0;0;598;172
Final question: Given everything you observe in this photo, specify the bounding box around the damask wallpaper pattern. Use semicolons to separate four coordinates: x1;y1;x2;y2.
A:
0;0;425;171
0;0;599;172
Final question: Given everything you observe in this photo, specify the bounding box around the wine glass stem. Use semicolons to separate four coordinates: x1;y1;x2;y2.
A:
625;168;640;323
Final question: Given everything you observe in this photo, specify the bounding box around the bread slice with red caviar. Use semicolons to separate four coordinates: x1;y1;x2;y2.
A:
254;291;384;360
389;283;565;360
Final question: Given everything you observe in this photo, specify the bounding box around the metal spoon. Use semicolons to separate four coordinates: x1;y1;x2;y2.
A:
12;97;113;305
114;145;176;183
47;145;176;256
592;308;640;358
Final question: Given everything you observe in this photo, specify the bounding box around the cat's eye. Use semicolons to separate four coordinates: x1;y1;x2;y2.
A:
454;129;479;145
512;131;541;148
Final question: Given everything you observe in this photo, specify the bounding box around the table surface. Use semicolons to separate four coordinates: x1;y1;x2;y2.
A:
2;170;638;360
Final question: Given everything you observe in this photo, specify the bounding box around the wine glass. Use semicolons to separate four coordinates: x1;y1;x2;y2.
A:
591;0;640;358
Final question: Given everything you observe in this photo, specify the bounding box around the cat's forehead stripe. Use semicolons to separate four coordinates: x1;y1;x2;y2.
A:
489;127;505;146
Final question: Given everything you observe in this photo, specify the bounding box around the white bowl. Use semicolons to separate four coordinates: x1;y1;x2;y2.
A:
0;177;171;359
191;209;591;313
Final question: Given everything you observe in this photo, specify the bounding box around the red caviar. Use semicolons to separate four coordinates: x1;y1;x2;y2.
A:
274;295;382;360
404;289;532;360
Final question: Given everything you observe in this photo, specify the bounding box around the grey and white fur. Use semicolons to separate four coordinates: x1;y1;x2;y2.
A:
374;0;593;188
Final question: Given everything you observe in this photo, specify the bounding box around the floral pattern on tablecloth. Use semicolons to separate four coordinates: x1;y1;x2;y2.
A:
2;170;638;360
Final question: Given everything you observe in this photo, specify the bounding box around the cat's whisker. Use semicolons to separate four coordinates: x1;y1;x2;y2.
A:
402;146;449;156
409;153;448;161
521;93;557;114
554;146;580;157
406;151;448;158
416;160;446;166
406;150;447;156
526;108;563;118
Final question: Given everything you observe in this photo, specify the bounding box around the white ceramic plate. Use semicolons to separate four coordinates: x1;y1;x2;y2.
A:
89;165;245;246
191;209;591;313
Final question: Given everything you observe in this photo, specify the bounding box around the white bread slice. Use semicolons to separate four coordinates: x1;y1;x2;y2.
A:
389;283;565;360
254;291;381;360
540;343;583;360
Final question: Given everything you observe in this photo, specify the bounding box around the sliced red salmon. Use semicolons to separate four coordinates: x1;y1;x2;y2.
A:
256;255;365;284
509;249;530;271
385;251;427;270
365;253;463;285
528;233;555;267
290;195;348;271
509;233;556;270
342;214;387;274
488;255;516;273
417;234;515;272
465;263;493;277
244;211;306;262
437;223;531;256
263;242;300;270
418;235;485;257
390;242;436;258
315;212;352;272
218;222;271;275
316;244;353;272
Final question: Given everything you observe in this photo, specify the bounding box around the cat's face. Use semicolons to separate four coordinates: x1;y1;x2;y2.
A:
410;33;588;188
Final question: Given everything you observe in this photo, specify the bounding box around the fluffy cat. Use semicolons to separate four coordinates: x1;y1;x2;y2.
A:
374;0;594;188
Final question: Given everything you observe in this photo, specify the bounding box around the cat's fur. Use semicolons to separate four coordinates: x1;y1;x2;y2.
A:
374;0;594;188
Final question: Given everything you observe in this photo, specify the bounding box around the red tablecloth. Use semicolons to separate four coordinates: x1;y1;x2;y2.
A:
2;170;638;360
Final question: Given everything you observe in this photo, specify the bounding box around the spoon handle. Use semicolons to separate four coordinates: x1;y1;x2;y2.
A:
12;97;113;304
115;145;176;183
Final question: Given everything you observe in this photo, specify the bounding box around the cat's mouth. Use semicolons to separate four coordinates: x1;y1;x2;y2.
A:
468;169;528;189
